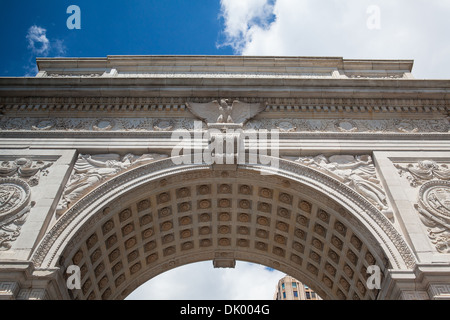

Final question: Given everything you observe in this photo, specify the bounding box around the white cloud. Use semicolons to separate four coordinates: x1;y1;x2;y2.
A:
24;25;67;76
219;0;450;79
125;261;285;300
26;25;51;56
219;0;275;53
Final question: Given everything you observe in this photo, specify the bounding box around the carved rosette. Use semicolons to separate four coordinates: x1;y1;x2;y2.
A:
415;181;450;253
0;178;32;251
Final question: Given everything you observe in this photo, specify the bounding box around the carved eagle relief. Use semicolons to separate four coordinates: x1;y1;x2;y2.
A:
186;99;266;125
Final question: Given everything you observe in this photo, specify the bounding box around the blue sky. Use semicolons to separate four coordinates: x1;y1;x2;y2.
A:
2;0;450;300
2;0;450;78
0;0;233;76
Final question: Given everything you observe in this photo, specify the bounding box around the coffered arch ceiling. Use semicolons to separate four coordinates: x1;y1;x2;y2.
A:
31;157;416;300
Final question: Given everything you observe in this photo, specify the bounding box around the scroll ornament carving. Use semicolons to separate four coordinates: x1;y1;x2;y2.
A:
0;158;52;187
414;181;450;253
0;158;50;250
0;178;32;250
395;160;450;187
295;155;393;218
396;160;450;253
56;153;168;216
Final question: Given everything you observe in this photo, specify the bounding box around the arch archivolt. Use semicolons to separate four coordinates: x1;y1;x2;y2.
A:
31;157;416;300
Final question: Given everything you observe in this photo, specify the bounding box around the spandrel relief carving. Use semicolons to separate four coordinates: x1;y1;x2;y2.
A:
0;158;52;251
0;157;51;251
56;153;168;216
295;154;393;219
0;178;32;251
414;181;450;253
396;160;450;253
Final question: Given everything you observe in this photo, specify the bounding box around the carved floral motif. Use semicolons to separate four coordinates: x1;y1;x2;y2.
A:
0;117;448;133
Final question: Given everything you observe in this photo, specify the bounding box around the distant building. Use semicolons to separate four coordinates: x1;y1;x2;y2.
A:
274;275;322;300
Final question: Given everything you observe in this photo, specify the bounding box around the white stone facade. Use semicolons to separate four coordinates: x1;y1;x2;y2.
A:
0;56;449;300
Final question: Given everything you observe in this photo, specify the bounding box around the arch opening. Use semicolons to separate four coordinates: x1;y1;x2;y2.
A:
124;260;286;300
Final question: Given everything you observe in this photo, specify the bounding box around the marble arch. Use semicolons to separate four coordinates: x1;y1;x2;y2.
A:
32;156;414;300
1;56;449;300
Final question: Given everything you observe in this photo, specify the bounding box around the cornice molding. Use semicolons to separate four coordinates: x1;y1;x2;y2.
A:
1;97;449;115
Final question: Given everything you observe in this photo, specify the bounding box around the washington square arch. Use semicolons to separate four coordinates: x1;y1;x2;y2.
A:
0;55;449;300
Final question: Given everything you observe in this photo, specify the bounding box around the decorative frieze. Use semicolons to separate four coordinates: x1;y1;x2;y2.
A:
0;281;20;299
0;117;198;132
0;116;448;134
400;291;430;300
249;118;449;133
428;283;450;300
16;288;49;300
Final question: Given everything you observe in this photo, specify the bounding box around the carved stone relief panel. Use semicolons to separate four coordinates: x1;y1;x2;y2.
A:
293;154;393;219
0;117;201;132
0;178;31;250
246;118;449;133
0;157;53;251
395;160;450;253
0;116;448;134
56;153;168;216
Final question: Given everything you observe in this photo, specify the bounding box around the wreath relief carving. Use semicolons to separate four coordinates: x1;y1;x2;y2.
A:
0;158;52;250
396;160;450;253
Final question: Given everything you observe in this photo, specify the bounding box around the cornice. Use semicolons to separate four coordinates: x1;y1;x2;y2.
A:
0;97;448;116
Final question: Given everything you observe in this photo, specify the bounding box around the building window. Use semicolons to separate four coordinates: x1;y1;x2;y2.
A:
281;283;285;289
311;292;316;299
292;282;297;288
306;292;311;299
283;292;286;299
293;290;298;298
